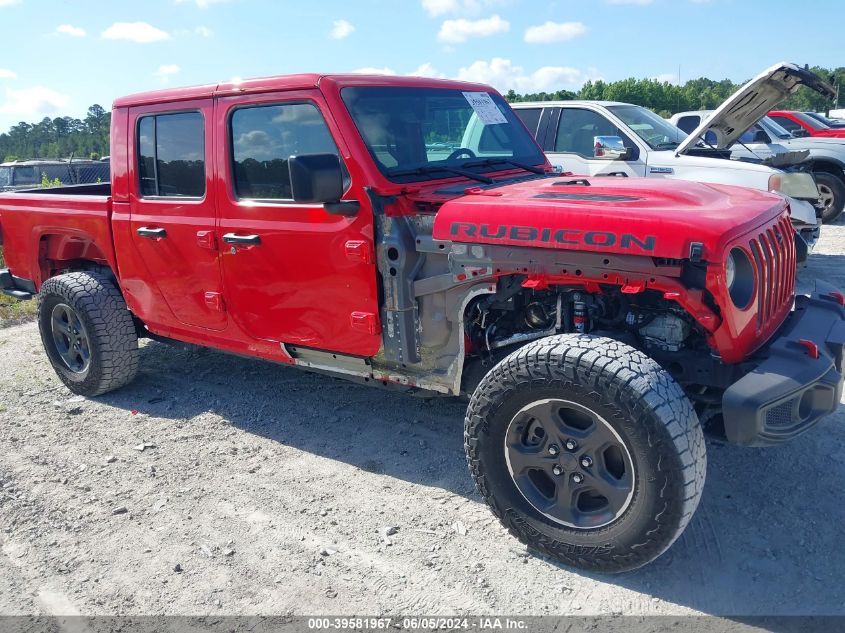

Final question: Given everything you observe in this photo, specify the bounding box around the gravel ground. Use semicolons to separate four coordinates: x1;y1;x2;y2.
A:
1;222;844;618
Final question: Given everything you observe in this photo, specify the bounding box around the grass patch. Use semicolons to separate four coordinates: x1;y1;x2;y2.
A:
0;246;38;328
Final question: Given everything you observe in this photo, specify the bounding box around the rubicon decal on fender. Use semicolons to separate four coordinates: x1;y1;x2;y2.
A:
449;222;657;253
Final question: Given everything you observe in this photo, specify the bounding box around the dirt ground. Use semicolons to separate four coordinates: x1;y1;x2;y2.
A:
1;222;844;618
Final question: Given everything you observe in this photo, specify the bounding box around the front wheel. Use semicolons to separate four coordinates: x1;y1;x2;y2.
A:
465;335;706;573
38;271;139;397
815;171;845;224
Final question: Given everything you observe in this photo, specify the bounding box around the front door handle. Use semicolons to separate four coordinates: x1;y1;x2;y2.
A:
137;227;167;239
222;233;261;246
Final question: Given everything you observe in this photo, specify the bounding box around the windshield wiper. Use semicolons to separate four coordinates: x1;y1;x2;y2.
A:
654;142;680;149
461;157;546;175
388;164;493;184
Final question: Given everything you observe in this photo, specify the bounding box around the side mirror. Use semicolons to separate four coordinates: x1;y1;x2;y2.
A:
593;136;629;160
289;153;344;203
288;153;358;215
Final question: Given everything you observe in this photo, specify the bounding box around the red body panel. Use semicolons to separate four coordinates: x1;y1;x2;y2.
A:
0;193;116;286
769;110;845;138
431;177;786;261
0;73;798;370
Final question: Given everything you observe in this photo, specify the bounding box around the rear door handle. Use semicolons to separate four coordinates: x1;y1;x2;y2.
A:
137;227;167;239
222;233;261;246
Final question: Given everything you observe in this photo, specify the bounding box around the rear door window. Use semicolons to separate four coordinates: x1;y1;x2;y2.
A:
137;111;205;198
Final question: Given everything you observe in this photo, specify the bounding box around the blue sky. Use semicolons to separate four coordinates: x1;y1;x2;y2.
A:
0;0;842;131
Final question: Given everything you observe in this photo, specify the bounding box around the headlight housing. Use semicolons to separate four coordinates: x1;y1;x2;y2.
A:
726;247;755;309
768;172;820;200
726;251;736;289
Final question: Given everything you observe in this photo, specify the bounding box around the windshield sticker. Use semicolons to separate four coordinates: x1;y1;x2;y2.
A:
462;92;508;125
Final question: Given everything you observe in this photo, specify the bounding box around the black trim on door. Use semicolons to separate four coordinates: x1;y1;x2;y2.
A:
537;107;561;152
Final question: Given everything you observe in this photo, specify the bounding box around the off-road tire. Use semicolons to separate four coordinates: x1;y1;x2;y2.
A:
38;272;139;397
815;171;845;224
465;334;706;573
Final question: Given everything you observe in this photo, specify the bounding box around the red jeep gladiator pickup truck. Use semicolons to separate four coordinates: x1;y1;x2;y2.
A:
1;74;844;573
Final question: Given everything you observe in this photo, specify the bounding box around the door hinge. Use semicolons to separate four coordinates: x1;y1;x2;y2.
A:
204;291;226;312
350;311;380;336
197;230;218;251
345;240;374;264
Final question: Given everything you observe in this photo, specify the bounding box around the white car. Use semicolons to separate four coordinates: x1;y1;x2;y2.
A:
669;111;845;223
509;63;833;251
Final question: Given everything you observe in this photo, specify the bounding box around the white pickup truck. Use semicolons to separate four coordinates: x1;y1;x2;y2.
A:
669;111;845;223
509;63;835;250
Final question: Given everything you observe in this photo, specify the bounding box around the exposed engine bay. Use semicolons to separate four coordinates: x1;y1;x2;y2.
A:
465;278;703;362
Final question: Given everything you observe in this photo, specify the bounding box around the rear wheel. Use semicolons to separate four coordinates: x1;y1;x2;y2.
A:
815;171;845;223
465;334;706;573
38;272;139;396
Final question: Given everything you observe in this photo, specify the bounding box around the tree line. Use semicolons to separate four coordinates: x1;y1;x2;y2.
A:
0;104;110;162
504;66;844;118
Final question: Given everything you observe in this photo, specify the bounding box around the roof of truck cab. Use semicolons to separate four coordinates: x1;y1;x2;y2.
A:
113;74;493;108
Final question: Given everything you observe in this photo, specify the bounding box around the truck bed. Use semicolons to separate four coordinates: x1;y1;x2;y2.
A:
9;182;111;197
0;185;115;291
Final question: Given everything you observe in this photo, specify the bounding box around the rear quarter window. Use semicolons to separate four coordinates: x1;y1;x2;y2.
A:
12;166;38;185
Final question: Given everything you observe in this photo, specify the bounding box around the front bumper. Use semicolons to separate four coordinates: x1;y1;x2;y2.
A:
723;281;845;446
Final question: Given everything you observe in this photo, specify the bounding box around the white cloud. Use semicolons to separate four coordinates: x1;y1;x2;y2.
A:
154;64;181;82
194;25;213;37
606;0;653;4
0;68;16;79
351;67;396;75
653;73;680;85
0;86;69;116
421;0;505;16
456;57;600;93
329;19;355;40
524;21;587;44
102;22;171;43
410;63;445;78
55;24;86;37
0;0;21;6
175;0;230;7
438;14;509;43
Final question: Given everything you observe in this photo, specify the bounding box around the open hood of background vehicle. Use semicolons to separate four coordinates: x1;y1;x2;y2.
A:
676;62;836;155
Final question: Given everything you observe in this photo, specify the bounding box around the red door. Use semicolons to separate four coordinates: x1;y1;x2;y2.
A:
214;90;381;356
128;100;227;331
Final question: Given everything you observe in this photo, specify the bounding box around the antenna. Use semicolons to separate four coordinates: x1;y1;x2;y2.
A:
677;64;681;112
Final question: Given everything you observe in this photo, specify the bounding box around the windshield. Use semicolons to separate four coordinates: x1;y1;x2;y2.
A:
0;167;9;187
760;116;793;140
793;111;829;130
606;105;686;149
341;87;545;183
